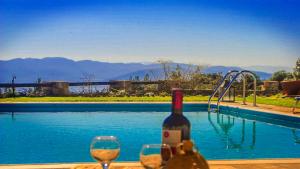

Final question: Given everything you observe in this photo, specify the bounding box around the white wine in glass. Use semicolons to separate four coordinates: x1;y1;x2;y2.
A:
90;136;120;169
140;144;172;169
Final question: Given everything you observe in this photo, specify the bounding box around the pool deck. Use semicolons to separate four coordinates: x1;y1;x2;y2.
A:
219;101;300;118
2;159;300;169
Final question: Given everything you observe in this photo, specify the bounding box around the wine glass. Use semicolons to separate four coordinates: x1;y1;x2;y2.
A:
90;136;120;169
140;144;172;169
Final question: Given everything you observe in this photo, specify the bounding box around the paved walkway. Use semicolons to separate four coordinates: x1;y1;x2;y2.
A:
218;101;300;118
1;159;300;169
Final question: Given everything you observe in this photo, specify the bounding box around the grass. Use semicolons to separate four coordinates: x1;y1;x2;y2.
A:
236;95;299;108
0;96;208;102
0;95;298;108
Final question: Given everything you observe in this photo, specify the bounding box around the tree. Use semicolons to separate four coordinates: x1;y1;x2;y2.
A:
80;73;95;95
243;73;262;89
34;77;43;96
129;75;133;81
293;58;300;80
144;73;150;81
11;75;16;97
270;70;289;82
169;64;182;81
157;59;172;80
149;70;159;80
134;76;140;81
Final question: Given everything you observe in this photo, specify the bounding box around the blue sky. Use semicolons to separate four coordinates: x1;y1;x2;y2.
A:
0;0;299;67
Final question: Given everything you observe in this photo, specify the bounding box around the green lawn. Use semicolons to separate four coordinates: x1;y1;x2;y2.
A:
0;96;209;102
0;95;298;108
236;95;299;108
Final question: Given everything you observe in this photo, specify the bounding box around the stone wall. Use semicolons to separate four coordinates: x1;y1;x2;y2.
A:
43;82;69;96
109;80;132;92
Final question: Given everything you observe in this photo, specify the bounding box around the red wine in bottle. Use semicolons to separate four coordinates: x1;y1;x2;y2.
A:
162;88;191;154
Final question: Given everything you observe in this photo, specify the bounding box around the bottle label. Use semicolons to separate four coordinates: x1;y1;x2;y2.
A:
162;130;181;147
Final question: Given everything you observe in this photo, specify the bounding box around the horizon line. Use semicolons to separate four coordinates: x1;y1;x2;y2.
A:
0;56;294;68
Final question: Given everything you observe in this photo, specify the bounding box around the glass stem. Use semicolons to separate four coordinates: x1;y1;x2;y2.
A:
101;163;110;169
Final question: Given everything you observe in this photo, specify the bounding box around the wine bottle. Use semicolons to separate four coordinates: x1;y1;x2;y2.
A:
162;88;191;154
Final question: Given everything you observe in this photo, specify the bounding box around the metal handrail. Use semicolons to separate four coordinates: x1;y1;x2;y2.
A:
217;70;257;110
208;70;239;111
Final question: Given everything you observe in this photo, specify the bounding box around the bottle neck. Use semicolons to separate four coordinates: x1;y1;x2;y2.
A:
172;89;183;115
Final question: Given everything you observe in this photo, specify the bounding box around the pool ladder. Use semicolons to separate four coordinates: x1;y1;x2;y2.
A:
208;70;257;112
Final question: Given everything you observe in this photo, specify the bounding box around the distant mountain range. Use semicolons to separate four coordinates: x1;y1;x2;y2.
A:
242;65;292;74
0;57;282;83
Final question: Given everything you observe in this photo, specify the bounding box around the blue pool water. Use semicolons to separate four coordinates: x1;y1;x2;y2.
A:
0;103;300;164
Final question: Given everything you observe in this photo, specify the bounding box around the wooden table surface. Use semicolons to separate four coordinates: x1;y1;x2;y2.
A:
1;159;300;169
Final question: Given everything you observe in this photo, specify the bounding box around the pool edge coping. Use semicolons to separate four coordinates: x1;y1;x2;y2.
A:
219;103;300;118
1;101;299;118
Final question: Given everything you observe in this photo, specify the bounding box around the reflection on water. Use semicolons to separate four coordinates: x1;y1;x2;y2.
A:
0;112;16;121
5;111;300;148
11;112;15;121
208;111;300;150
208;112;256;150
292;129;300;144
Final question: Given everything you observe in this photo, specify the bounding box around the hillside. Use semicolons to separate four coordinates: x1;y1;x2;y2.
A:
0;57;272;83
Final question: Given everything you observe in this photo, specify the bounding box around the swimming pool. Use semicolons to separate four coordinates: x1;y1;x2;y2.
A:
0;103;300;164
